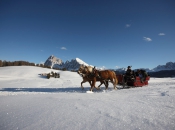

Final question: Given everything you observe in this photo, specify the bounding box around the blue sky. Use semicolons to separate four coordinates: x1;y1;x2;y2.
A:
0;0;175;69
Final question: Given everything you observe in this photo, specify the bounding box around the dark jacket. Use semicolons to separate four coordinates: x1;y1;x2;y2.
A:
125;68;132;76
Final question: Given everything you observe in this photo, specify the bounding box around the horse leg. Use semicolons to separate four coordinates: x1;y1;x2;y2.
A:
105;80;109;90
89;81;99;90
90;79;96;91
89;81;98;90
81;81;85;90
88;81;92;86
92;81;100;90
81;79;88;90
97;81;103;89
90;81;94;91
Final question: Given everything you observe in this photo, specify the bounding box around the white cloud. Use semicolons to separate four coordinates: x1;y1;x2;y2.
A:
97;66;106;70
61;47;67;50
125;24;131;28
143;37;152;42
158;33;165;36
115;66;120;69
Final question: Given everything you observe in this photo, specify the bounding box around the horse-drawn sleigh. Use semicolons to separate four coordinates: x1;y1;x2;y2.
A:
77;65;150;91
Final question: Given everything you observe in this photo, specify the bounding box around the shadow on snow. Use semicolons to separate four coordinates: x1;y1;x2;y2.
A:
0;87;112;93
0;87;119;93
0;87;87;93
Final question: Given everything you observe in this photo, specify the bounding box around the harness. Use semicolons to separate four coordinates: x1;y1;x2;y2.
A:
78;66;102;79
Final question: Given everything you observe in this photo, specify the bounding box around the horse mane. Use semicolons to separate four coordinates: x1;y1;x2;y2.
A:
86;66;94;73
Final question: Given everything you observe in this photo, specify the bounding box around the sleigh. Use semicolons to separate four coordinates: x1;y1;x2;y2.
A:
47;72;60;79
116;74;150;87
39;71;60;79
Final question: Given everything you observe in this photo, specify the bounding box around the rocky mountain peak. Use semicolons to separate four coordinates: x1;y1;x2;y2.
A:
44;56;89;70
44;55;63;68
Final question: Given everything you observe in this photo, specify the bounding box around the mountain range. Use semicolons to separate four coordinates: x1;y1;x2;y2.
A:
44;55;175;77
44;55;89;70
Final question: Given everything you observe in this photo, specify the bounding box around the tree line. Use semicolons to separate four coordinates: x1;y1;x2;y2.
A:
0;60;36;67
0;60;71;71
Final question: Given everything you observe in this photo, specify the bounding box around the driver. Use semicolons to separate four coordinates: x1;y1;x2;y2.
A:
123;66;135;85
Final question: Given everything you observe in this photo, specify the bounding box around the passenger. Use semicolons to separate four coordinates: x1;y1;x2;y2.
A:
137;69;143;82
137;69;148;83
140;69;148;82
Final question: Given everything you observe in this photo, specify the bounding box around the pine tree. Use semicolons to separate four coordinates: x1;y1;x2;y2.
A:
3;60;7;66
0;60;2;67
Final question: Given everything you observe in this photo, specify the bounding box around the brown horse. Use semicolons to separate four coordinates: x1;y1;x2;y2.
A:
77;65;118;91
91;70;118;91
78;65;108;90
79;73;109;90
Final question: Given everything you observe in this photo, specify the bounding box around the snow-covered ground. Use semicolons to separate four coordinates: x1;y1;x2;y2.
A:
0;66;175;130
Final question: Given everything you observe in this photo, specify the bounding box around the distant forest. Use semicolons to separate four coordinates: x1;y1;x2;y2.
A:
0;60;69;71
0;60;44;67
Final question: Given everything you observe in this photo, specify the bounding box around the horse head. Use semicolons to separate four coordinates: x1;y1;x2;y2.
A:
77;65;94;75
77;65;86;75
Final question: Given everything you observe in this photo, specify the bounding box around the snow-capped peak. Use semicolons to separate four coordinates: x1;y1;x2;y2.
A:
75;58;88;66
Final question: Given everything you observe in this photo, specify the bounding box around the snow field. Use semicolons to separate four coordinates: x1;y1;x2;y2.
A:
0;66;175;130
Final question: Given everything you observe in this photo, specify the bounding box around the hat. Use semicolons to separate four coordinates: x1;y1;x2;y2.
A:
127;66;131;68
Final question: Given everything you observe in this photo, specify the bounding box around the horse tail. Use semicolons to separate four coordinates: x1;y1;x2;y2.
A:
112;71;118;86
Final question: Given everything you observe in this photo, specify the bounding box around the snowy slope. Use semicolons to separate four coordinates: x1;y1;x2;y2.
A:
0;66;175;130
